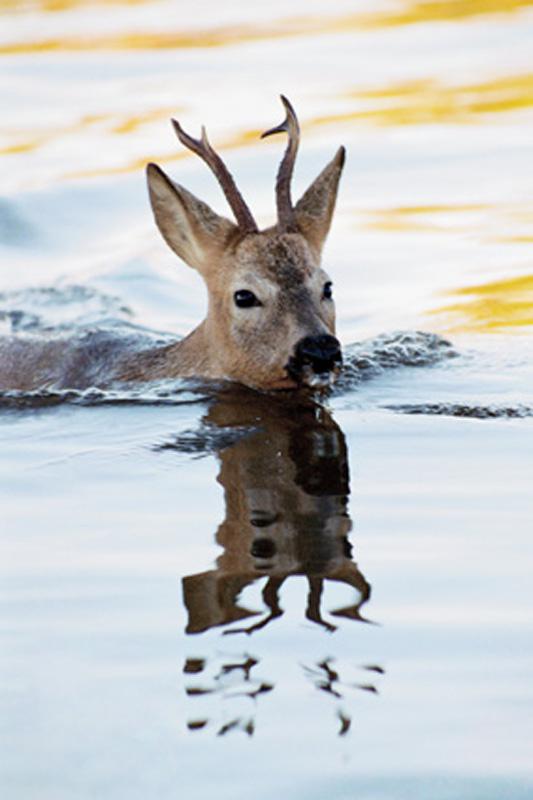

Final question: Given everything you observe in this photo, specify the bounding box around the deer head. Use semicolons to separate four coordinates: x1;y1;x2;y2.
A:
146;97;345;391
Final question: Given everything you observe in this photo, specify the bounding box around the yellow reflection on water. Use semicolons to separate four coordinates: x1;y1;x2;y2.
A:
360;0;533;27
0;106;185;158
329;73;533;127
4;69;530;166
361;204;533;333
107;106;184;134
1;0;152;11
361;204;487;233
359;203;533;244
1;0;533;55
64;126;263;179
0;20;301;55
433;274;533;332
3;66;528;179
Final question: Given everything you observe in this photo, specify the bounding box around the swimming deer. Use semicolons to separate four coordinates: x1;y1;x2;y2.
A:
124;95;345;391
0;97;345;393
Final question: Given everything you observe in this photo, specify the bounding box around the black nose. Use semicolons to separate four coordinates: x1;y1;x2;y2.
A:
293;334;342;375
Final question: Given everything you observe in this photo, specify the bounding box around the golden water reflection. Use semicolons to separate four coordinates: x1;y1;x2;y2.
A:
1;0;154;12
0;106;186;158
156;390;375;736
433;273;533;332
359;203;533;240
340;73;533;126
361;204;488;233
3;71;531;175
2;0;533;55
359;205;533;333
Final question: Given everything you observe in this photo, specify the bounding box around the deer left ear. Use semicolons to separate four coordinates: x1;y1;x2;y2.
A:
146;162;238;274
294;146;345;257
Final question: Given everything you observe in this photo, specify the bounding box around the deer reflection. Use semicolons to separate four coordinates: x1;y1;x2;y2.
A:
181;390;370;636
158;390;380;736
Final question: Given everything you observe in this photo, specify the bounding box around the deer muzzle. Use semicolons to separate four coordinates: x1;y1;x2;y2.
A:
287;334;343;389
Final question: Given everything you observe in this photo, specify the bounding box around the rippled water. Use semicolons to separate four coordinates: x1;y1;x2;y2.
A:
1;1;533;799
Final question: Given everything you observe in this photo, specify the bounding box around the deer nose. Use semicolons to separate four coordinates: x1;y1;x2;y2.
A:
294;334;342;375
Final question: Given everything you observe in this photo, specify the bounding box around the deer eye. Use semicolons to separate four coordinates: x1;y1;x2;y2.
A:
322;281;333;300
234;290;261;308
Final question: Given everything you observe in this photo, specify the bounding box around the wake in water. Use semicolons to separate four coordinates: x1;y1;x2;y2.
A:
333;331;455;391
0;284;531;420
385;403;533;419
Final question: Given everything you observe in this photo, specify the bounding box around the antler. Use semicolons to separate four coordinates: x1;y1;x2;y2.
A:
261;95;300;233
172;119;258;234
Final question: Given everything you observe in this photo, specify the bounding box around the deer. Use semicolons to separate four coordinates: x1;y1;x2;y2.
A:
0;97;344;393
0;97;454;396
120;95;345;391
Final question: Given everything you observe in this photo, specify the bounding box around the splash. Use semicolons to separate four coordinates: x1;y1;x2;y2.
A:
0;284;133;333
335;331;456;392
0;382;212;410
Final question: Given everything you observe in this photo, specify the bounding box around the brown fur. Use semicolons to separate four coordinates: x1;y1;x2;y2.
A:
131;141;345;391
0;120;345;393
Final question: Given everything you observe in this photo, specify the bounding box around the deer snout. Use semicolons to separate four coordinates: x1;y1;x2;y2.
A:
288;334;342;387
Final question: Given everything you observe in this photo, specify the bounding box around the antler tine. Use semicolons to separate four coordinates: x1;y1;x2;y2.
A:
171;118;258;234
261;94;300;232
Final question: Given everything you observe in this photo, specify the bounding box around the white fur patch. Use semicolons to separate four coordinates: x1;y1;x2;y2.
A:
306;372;335;389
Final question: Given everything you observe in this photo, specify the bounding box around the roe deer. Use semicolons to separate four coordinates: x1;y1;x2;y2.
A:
123;95;345;391
0;97;345;393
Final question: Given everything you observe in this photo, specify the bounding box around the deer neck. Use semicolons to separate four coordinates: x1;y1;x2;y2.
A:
165;320;214;378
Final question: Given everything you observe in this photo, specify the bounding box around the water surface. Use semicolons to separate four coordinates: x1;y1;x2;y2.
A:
1;1;533;798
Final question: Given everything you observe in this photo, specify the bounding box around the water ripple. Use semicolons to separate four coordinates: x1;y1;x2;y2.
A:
386;402;533;418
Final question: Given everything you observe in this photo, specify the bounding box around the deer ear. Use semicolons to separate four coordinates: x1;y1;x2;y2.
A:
146;163;238;272
294;146;345;257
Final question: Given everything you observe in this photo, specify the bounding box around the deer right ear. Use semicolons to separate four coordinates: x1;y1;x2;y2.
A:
146;163;238;273
294;146;345;258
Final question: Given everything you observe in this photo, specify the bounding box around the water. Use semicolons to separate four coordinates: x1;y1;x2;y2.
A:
1;1;533;798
